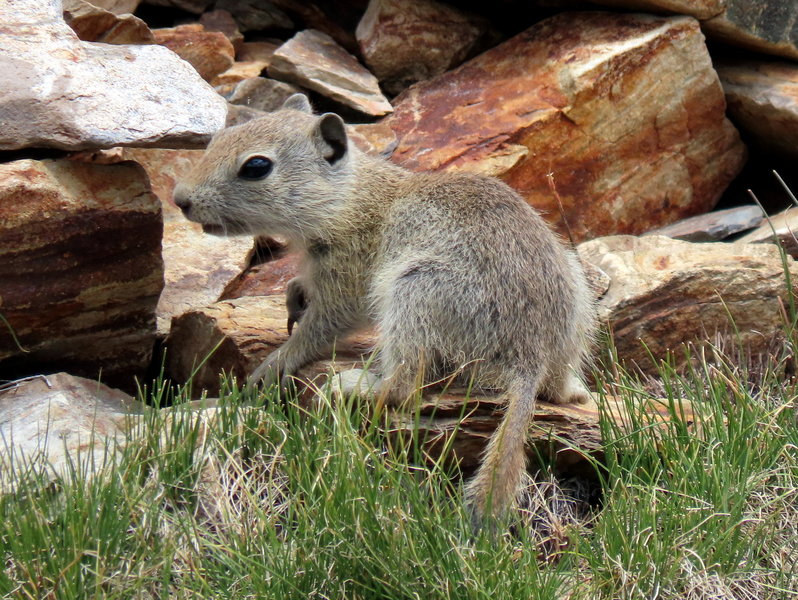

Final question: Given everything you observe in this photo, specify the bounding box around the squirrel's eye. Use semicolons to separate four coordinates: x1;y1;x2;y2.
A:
238;156;273;180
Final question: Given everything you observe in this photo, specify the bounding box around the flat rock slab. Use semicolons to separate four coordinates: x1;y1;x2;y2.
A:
0;0;227;151
737;207;798;258
385;12;745;242
0;373;144;493
578;235;798;374
717;59;798;160
269;29;393;117
0;158;163;389
644;204;764;241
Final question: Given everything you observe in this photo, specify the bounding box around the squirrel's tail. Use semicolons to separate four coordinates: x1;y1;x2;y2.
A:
465;374;538;525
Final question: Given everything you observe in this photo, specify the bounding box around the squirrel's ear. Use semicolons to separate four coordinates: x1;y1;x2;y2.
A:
315;113;348;166
282;94;312;113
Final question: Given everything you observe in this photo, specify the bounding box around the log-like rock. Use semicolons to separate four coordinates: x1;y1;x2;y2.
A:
644;205;764;242
269;29;393;117
0;159;163;388
0;0;227;151
384;12;746;242
717;59;798;160
356;0;490;96
578;235;798;374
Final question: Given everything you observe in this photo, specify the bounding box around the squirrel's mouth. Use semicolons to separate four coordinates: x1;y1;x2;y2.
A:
201;223;227;235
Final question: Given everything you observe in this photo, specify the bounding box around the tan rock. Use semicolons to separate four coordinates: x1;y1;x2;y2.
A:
153;24;235;83
356;0;490;95
212;62;271;86
269;29;393;117
577;235;798;373
385;12;746;242
120;148;255;334
703;1;798;61
0;159;163;389
717;60;798;159
0;0;227;151
0;373;144;493
736;207;798;258
63;0;154;44
83;0;141;13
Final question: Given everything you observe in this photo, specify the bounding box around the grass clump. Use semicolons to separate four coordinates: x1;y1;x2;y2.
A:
1;342;797;599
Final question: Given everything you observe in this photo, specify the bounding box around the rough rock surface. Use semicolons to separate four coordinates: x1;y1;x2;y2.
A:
385;12;746;242
120;148;255;334
153;24;236;82
356;0;490;96
0;373;144;492
0;0;227;150
269;29;393;117
717;60;798;159
63;0;155;44
0;159;163;388
644;205;764;241
737;207;798;258
703;0;798;61
577;235;798;373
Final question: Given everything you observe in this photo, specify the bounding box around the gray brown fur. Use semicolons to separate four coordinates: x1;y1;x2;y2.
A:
173;95;596;524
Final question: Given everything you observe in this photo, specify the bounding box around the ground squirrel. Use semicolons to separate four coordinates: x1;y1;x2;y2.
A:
173;94;596;524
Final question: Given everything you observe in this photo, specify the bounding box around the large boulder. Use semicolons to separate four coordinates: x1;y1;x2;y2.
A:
0;159;163;389
577;235;798;373
0;0;227;151
385;12;746;242
717;59;798;160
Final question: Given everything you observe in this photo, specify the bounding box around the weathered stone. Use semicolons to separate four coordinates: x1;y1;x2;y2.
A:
737;207;798;258
214;0;294;32
199;9;244;51
385;12;746;242
142;0;212;14
356;0;490;96
119;148;255;334
349;121;399;158
225;77;304;112
269;29;393;117
0;159;163;388
0;0;227;151
703;1;798;61
577;235;798;373
219;254;299;300
84;0;141;13
153;24;235;83
0;373;144;492
63;0;155;44
213;62;271;86
717;60;798;160
271;0;361;53
644;205;764;241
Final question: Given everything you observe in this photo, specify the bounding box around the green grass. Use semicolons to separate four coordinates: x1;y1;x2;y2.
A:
2;344;796;599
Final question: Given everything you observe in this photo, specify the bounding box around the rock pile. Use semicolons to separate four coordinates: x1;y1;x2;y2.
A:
2;0;797;481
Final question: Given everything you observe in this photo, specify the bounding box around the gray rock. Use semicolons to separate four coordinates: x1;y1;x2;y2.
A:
227;77;304;112
214;0;294;32
703;0;798;61
269;29;393;117
736;207;798;258
0;0;227;151
645;205;764;242
0;373;144;493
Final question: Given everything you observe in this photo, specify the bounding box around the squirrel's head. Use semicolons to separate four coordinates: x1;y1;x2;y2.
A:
173;94;354;242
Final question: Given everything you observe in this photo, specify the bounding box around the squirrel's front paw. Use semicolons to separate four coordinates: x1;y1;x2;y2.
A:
286;277;308;335
249;352;292;389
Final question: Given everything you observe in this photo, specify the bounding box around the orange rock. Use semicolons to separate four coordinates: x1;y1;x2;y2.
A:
153;23;235;82
385;12;746;242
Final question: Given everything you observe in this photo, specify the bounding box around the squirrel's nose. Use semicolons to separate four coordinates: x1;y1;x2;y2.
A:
173;183;191;213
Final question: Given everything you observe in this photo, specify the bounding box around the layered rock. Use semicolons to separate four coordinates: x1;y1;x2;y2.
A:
577;235;798;373
0;159;163;388
269;29;393;117
385;12;746;242
0;373;144;492
0;0;227;151
737;208;798;258
153;24;236;82
356;0;490;96
717;60;798;159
